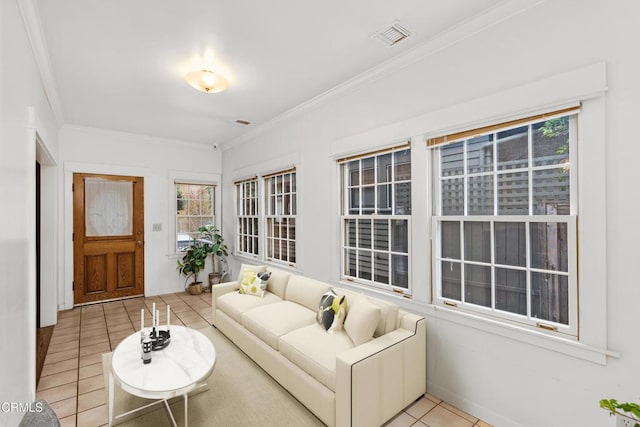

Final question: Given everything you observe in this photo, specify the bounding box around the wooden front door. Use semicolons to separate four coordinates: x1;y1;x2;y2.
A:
73;173;144;304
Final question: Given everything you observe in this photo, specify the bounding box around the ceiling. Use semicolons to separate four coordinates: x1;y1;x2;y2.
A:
34;0;506;147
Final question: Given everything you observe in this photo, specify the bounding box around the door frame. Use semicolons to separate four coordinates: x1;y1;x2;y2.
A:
63;162;152;310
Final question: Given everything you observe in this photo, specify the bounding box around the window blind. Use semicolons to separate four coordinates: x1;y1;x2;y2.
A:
426;105;580;148
262;167;296;179
233;176;257;185
336;141;410;164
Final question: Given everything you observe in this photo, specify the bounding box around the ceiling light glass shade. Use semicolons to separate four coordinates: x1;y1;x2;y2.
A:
184;70;228;93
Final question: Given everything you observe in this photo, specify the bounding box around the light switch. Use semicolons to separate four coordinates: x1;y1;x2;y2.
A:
152;223;162;232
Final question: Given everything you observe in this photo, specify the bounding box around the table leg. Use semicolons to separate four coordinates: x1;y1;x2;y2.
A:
184;393;188;427
108;372;114;426
163;399;178;427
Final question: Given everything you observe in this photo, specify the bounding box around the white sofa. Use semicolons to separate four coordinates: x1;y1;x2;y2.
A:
211;264;426;427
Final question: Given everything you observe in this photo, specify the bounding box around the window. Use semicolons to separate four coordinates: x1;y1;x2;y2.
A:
235;178;259;257
431;109;578;336
340;144;411;293
175;183;215;252
265;170;297;265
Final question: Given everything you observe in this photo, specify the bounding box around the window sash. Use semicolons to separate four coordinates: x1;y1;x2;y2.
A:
341;215;411;294
264;171;297;266
175;183;215;252
236;179;259;257
265;217;296;265
339;146;412;293
431;111;578;337
341;147;412;216
432;215;577;336
433;115;577;217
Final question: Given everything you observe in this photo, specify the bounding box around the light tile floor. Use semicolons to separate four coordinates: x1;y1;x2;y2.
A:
37;292;492;427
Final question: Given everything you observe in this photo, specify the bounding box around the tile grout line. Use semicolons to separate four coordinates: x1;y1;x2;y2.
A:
73;305;83;426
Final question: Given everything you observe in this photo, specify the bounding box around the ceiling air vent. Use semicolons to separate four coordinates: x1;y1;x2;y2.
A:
372;22;412;46
235;119;251;126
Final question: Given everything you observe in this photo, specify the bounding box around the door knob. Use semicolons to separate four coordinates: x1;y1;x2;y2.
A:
137;240;144;246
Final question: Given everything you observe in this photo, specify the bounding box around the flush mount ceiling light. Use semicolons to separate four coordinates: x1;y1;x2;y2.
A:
184;70;229;93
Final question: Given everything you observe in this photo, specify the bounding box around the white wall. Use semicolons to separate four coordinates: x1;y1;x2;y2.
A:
58;126;222;309
0;0;59;424
221;1;640;426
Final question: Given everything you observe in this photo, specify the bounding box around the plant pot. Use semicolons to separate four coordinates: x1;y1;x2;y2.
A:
617;414;640;427
208;272;223;289
188;282;203;295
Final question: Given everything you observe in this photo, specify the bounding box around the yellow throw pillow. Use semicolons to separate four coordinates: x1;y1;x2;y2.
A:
239;269;265;297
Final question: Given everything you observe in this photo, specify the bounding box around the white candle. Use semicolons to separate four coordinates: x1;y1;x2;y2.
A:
152;303;156;328
167;305;170;328
141;309;144;331
156;310;160;328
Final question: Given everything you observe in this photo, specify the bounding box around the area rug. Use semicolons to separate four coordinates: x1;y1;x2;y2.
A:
102;326;324;426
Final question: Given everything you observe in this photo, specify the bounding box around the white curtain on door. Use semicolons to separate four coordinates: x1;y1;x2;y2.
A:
85;178;133;236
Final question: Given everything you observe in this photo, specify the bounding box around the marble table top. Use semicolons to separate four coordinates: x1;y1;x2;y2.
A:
111;325;216;399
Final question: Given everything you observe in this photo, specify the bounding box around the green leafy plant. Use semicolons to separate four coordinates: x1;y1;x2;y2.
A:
198;224;228;274
176;237;212;288
600;399;640;427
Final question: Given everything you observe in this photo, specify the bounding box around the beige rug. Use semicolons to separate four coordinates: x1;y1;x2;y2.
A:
102;326;324;426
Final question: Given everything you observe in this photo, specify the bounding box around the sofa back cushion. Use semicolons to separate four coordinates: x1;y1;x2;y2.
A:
236;263;266;283
285;275;331;311
265;267;290;299
368;297;399;337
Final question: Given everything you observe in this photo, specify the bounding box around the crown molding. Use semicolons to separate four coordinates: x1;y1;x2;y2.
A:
222;0;545;152
61;124;217;150
17;0;65;126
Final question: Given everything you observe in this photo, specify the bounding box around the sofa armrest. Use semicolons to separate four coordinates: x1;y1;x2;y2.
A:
211;281;239;325
335;317;426;427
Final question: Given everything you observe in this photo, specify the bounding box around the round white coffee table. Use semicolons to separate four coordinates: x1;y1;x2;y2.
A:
108;325;216;427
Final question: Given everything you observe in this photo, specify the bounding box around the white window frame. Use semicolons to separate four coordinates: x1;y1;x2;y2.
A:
235;178;259;258
431;112;579;337
174;182;216;252
330;63;611;364
168;171;221;257
339;145;412;295
264;170;297;267
230;155;301;270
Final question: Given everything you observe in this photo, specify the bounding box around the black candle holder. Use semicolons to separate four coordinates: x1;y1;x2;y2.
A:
150;327;171;351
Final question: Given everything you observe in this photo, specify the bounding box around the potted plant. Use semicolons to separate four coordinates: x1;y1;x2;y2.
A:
199;224;229;288
176;236;212;295
600;399;640;427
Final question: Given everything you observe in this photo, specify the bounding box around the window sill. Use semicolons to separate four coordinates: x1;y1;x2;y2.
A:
232;252;260;263
332;279;617;365
426;304;619;365
232;252;300;274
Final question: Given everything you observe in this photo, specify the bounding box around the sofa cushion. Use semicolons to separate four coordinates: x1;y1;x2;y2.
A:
236;263;267;283
344;295;381;346
279;323;355;392
265;267;290;299
242;301;317;350
217;291;282;323
285;275;331;311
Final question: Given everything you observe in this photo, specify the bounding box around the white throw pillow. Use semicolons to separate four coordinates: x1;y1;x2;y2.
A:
344;296;381;346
